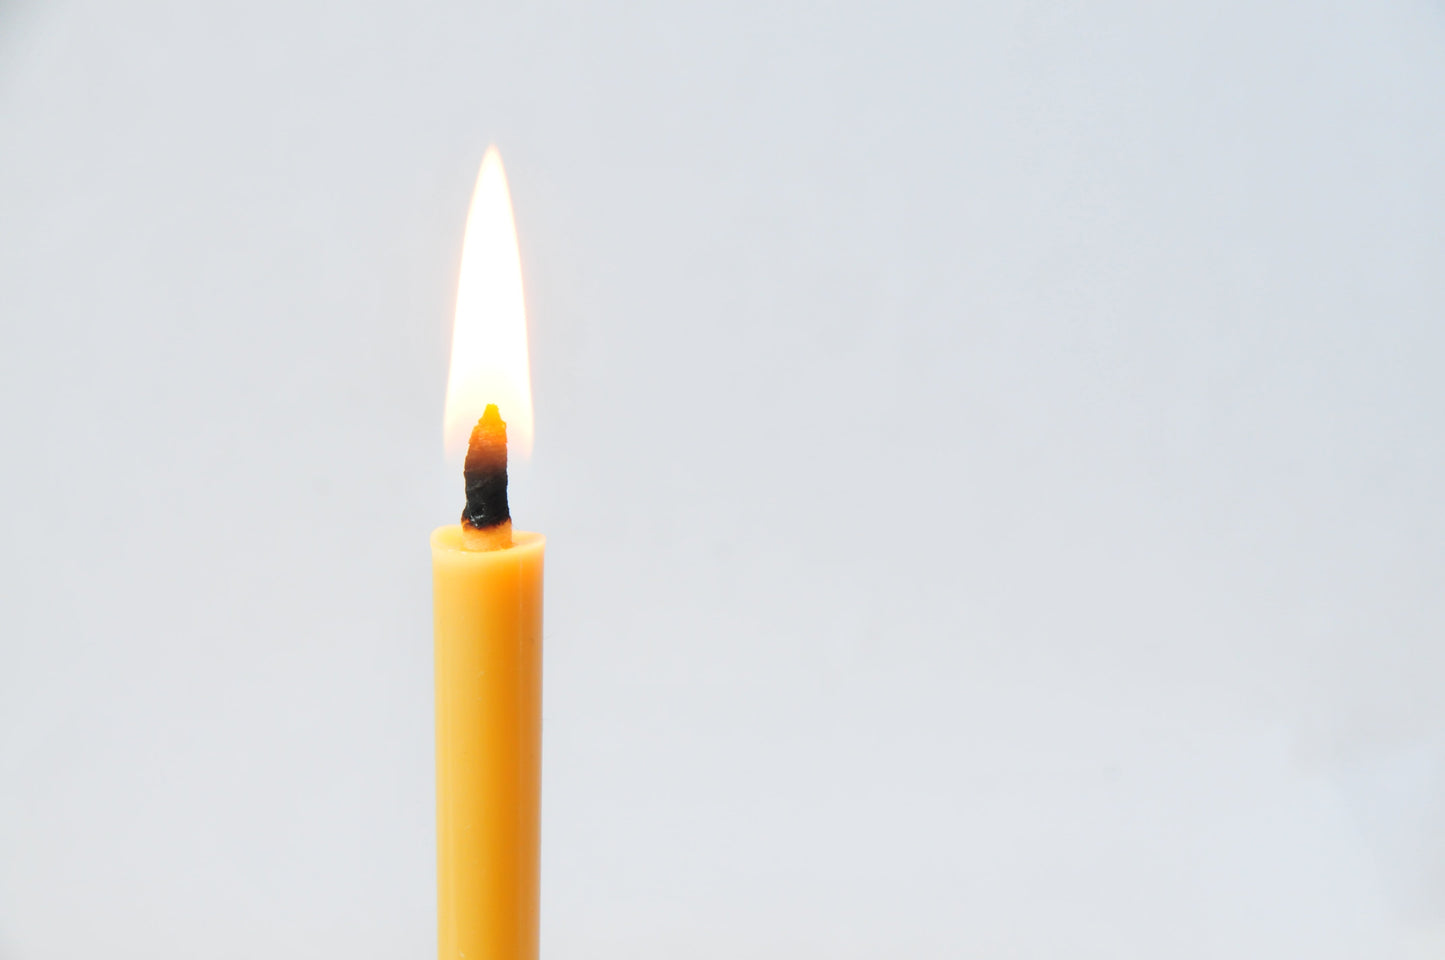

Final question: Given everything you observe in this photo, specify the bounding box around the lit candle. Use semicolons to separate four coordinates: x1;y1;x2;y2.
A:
431;146;544;960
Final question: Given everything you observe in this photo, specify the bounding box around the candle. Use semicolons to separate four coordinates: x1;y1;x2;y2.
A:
432;147;544;960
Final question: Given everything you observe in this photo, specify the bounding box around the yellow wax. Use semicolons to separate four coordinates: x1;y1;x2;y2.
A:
431;525;545;960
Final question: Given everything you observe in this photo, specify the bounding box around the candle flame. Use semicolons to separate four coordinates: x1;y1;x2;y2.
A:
444;146;534;460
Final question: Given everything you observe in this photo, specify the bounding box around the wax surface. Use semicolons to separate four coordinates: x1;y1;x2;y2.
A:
431;526;545;960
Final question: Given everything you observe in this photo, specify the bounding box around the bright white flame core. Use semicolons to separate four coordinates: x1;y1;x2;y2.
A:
444;146;533;459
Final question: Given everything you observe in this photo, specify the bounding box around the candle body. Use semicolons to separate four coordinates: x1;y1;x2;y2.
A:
431;526;545;960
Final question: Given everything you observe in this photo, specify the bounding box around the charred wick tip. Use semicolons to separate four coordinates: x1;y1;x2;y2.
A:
461;404;510;531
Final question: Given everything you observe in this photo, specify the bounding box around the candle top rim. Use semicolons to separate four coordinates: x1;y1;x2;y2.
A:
431;525;544;559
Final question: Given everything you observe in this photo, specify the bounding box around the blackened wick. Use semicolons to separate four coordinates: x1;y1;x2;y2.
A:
462;404;510;530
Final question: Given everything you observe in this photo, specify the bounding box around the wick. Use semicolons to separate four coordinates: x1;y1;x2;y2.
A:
460;404;513;551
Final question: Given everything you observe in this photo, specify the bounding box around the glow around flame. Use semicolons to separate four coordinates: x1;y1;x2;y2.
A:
444;146;533;460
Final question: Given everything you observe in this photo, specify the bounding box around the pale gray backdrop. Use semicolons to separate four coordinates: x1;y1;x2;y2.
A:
2;1;1444;957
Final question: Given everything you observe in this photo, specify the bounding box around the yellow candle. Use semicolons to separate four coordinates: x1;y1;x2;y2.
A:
431;526;545;960
432;146;543;960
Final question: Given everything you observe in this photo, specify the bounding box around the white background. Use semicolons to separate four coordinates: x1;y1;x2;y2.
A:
2;1;1444;956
